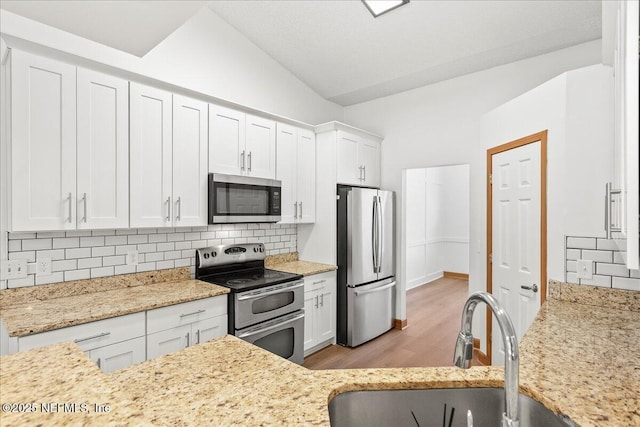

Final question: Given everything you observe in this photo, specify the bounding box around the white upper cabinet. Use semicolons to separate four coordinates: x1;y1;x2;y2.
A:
10;51;129;232
129;82;173;228
131;84;207;228
336;130;381;188
77;68;129;229
209;105;276;179
10;50;77;231
172;95;208;227
208;104;246;176
276;123;315;224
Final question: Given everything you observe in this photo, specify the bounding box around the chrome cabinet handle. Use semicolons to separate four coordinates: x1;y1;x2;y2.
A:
186;332;190;347
196;329;200;344
180;309;206;318
315;295;319;308
165;197;171;221
313;279;326;285
67;192;73;223
520;284;539;293
241;150;246;171
358;165;364;181
81;193;87;223
299;202;302;218
294;202;298;219
363;166;366;182
96;358;101;369
320;294;324;307
176;197;181;221
248;151;252;171
74;332;110;343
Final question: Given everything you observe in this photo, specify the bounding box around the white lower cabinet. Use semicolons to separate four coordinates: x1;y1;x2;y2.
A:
86;336;146;373
303;271;336;355
147;324;191;359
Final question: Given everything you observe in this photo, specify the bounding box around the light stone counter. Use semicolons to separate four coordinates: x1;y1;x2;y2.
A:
266;252;338;276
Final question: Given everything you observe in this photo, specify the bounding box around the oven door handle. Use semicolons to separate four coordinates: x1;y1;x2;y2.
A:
237;312;305;338
236;282;304;301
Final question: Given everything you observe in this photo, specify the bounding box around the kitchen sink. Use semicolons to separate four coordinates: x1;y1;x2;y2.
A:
328;387;575;427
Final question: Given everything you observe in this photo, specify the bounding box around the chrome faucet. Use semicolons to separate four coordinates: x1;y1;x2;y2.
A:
453;291;520;427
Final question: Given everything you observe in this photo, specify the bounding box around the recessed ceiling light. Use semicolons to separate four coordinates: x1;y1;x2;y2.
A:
362;0;409;18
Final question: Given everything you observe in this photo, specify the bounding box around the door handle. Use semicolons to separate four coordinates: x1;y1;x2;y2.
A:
363;165;366;182
165;196;171;221
241;150;246;171
186;332;190;347
196;329;200;344
520;284;538;293
294;202;298;219
315;295;319;308
248;151;252;171
299;202;302;219
67;192;73;223
81;193;87;223
176;196;181;221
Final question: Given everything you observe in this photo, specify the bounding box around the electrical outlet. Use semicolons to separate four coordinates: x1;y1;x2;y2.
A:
0;259;28;280
126;250;139;266
576;259;593;279
36;258;52;276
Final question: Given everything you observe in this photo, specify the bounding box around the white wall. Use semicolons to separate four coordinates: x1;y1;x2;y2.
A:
440;165;470;274
343;40;602;320
0;8;342;125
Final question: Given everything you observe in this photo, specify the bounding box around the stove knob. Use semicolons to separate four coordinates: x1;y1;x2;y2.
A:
211;251;217;257
253;247;257;253
203;253;210;259
260;247;264;252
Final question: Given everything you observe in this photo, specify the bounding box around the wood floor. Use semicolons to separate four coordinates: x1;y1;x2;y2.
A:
304;277;471;370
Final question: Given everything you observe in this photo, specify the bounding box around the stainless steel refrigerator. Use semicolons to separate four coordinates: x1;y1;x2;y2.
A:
337;185;395;347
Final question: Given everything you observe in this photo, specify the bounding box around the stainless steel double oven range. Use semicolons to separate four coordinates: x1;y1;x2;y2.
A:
195;243;304;365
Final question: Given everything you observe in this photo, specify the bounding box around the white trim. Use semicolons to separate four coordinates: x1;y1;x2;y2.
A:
314;121;383;141
406;271;443;290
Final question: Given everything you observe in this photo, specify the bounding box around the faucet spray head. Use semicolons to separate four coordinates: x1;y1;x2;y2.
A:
453;331;474;369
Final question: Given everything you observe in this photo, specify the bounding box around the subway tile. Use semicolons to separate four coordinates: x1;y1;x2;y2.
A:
200;231;216;239
274;242;284;249
259;223;271;230
8;240;21;252
253;230;266;237
167;233;185;242
175;241;192;251
228;230;242;238
207;239;222;247
175;226;192;232
78;258;102;269
92;246;115;257
156;260;175;270
127;235;148;244
579;275;612;287
596;238;618;250
137;243;157;254
566;237;596;249
612;276;640;291
137;254;146;263
115;245;137;255
64;269;90;281
22;239;52;251
191;226;208;232
156;227;175;233
65;248;92;259
264;242;275;250
241;230;254;238
53;237;80;249
181;250;194;258
220;238;234;245
144;252;164;262
91;230;116;236
190;240;206;249
207;224;222;231
27;262;37;275
36;272;64;285
116;229;138;235
234;224;248;230
631;269;640;279
216;231;229;239
115;264;136;275
52;259;77;272
270;236;281;243
175;258;190;268
136;262;156;273
149;234;168;243
8;276;34;288
596;263;630;277
276;229;286;235
103;255;126;267
80;236;105;247
281;235;291;242
613;252;626;264
234;238;248;244
91;266;114;278
247;223;259;230
137;228;158;235
36;231;65;238
184;232;200;240
286;227;296;235
105;236;128;246
36;249;66;261
65;230;92;237
265;230;276;236
581;250;612;263
164;251;182;260
157;242;175;252
9;232;36;240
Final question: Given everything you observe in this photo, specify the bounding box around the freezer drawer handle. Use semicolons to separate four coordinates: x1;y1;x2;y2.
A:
354;281;396;296
238;312;305;338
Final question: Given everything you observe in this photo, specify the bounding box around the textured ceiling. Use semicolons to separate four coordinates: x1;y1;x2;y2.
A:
208;0;602;105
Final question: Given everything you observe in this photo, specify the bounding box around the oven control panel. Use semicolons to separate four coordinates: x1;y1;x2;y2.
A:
196;243;265;268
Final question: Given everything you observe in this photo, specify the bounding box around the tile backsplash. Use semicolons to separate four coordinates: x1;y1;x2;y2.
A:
565;236;640;291
7;223;296;288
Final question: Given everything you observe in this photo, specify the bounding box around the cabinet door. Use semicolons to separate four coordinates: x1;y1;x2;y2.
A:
246;114;276;179
359;138;381;188
10;50;76;231
146;324;191;360
88;336;145;373
316;287;335;344
191;316;227;345
336;131;360;185
276;123;298;224
130;83;173;228
297;129;316;223
209;104;245;175
303;290;317;351
76;68;129;229
173;95;208;227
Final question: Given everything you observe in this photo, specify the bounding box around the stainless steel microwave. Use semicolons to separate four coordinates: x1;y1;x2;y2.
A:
209;174;281;223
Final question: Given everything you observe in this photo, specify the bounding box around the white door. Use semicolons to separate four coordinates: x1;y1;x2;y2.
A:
303;290;317;351
11;50;76;231
276;123;298;223
316;287;335;344
336;131;360;185
88;337;145;373
359;138;381;188
77;68;129;229
297;129;316;223
172;94;208;227
208;104;245;175
491;141;541;363
129;83;173;228
146;325;191;359
245;114;276;179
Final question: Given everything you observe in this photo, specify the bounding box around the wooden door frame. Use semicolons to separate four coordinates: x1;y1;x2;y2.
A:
485;130;548;364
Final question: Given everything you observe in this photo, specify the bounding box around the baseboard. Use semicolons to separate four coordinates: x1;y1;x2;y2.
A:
473;338;490;365
393;318;408;330
443;271;469;280
407;271;443;290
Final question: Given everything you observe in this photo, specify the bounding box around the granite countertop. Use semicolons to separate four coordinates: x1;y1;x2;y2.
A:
266;252;337;276
0;269;229;337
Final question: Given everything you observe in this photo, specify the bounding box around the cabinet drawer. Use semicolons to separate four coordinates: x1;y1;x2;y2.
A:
18;312;145;352
304;271;336;292
191;315;227;345
146;296;227;334
87;336;146;373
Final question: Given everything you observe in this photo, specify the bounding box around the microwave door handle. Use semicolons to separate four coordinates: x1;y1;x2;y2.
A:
238;312;305;338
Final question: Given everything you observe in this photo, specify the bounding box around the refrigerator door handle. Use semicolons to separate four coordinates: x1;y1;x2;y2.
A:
376;195;383;273
372;196;378;273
